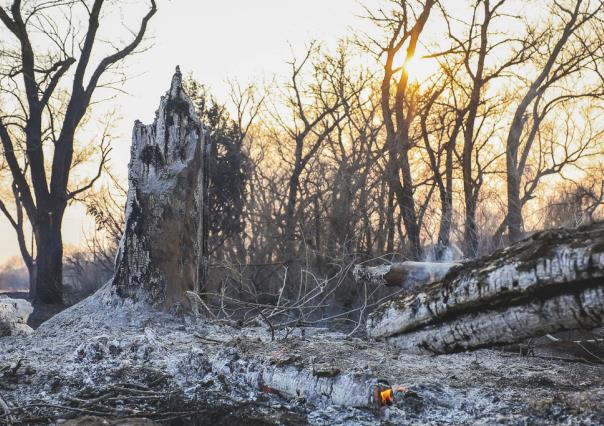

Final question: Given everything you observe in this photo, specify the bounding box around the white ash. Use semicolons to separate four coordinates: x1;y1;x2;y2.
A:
0;296;33;337
0;286;602;425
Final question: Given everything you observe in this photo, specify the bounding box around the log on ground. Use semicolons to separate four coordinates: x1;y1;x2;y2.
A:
367;222;604;353
353;261;460;288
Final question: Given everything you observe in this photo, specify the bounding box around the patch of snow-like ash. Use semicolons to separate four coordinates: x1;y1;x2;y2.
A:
0;287;602;424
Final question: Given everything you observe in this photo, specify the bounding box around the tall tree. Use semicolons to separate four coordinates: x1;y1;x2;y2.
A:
504;0;604;241
418;76;465;260
443;0;533;256
366;0;437;260
0;0;157;304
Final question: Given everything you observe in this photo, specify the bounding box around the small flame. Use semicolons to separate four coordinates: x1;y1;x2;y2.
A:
375;384;409;407
380;388;394;405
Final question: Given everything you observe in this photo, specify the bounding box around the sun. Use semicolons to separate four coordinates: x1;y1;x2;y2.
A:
399;54;438;83
404;56;422;80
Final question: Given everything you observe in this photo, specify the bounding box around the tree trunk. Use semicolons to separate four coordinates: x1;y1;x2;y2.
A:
33;208;64;305
367;222;604;353
434;118;459;260
283;168;301;257
395;147;422;260
506;169;523;242
435;183;453;260
111;67;209;308
506;115;525;243
385;186;395;254
27;264;37;302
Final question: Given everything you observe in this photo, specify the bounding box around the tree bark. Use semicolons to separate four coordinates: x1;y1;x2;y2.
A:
367;222;604;353
34;212;64;305
283;168;301;255
505;128;524;242
111;67;209;308
394;146;422;260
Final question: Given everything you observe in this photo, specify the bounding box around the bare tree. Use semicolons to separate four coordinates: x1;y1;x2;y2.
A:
365;0;437;260
504;0;604;241
271;44;353;258
0;0;157;304
418;76;465;260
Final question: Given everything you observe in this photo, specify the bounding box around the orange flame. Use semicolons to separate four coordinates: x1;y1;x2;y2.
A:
379;388;394;405
375;384;409;406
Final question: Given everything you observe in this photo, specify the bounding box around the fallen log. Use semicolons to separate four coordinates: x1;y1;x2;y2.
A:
367;223;604;353
353;261;460;288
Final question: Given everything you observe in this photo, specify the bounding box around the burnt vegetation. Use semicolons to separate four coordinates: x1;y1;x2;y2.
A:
0;1;603;423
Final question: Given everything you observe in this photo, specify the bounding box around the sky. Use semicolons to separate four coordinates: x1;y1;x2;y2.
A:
0;0;370;262
0;0;553;264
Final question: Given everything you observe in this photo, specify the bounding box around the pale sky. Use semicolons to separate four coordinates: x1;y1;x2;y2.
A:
0;0;549;264
0;0;370;262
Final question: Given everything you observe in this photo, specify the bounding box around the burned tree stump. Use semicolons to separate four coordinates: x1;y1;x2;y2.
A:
367;222;604;353
111;67;209;308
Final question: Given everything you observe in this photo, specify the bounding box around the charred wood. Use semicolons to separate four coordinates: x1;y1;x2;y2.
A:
111;67;210;308
367;223;604;353
353;261;460;288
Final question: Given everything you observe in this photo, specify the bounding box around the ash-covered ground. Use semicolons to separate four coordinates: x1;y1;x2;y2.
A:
1;286;602;425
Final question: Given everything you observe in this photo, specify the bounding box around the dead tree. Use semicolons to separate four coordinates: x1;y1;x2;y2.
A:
504;0;604;242
443;0;534;256
365;0;436;259
0;0;157;304
111;68;209;308
366;222;604;353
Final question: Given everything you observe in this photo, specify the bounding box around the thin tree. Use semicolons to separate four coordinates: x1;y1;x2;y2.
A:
365;0;437;260
504;0;604;241
442;0;533;256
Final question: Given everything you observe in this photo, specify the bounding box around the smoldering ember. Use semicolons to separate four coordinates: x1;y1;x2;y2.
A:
0;1;604;426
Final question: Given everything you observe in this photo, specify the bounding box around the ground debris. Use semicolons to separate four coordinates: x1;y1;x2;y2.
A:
0;289;602;425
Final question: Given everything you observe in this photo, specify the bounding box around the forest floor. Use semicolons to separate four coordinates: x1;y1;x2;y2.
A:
0;285;603;425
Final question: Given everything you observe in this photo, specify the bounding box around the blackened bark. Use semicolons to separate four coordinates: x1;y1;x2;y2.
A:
367;222;604;353
34;207;65;305
111;68;209;308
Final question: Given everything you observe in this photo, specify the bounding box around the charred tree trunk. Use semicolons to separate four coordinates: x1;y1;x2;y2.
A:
34;212;64;305
367;222;604;353
111;67;209;308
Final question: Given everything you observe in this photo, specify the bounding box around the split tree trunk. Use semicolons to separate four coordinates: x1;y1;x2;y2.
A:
366;222;604;353
111;67;209;308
